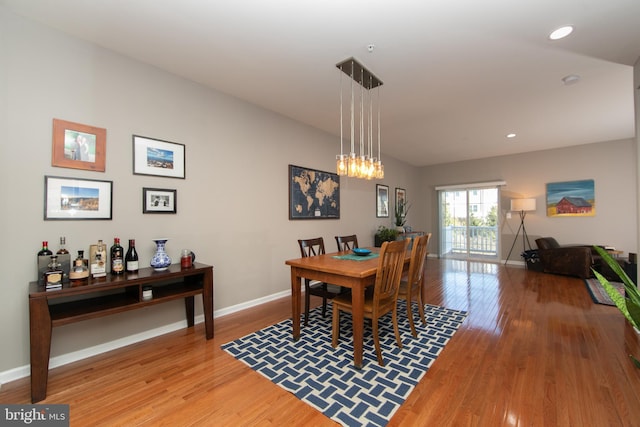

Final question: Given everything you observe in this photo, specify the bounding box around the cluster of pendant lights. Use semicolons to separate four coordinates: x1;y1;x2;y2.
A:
336;58;384;179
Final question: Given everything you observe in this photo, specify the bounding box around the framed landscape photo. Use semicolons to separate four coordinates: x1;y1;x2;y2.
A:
288;164;340;219
376;184;389;218
133;135;185;179
44;176;112;220
143;188;177;214
51;118;106;172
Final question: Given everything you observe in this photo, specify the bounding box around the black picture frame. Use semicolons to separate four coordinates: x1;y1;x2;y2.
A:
288;164;340;219
143;188;177;214
376;184;389;218
133;135;186;179
44;175;113;220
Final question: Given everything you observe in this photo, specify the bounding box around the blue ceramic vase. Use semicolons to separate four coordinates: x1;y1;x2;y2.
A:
150;238;172;271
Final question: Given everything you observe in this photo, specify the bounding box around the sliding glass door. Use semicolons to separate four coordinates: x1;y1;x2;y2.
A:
438;185;500;261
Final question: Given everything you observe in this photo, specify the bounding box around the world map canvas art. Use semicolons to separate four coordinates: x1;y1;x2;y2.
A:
289;164;340;219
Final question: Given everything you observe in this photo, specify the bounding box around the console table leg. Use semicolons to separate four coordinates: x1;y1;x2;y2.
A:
203;268;214;339
29;297;52;403
185;296;195;327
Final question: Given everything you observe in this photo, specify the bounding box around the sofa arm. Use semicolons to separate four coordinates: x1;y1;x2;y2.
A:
538;246;593;279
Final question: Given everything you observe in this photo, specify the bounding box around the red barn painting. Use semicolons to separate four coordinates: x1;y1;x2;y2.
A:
555;197;592;214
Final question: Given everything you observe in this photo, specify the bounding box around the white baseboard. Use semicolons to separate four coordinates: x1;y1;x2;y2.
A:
0;289;291;386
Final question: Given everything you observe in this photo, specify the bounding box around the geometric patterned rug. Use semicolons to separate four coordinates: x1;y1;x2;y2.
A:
222;301;467;427
584;278;625;306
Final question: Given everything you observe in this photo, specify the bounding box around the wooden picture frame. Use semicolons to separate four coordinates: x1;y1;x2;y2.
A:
133;135;186;179
288;164;340;219
143;188;177;214
44;176;112;220
376;184;389;218
51;118;106;172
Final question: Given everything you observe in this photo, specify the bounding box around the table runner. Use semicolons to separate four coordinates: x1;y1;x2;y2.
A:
332;253;379;261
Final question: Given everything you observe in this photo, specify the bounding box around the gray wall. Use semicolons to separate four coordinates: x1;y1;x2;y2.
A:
0;7;422;379
0;6;637;383
421;140;638;259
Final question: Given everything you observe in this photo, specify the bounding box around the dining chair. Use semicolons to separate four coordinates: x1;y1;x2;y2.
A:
298;237;341;326
335;234;359;252
331;238;409;366
397;233;431;338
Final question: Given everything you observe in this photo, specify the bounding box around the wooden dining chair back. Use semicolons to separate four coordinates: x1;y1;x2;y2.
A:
398;233;431;337
335;234;359;252
298;237;340;326
331;238;409;366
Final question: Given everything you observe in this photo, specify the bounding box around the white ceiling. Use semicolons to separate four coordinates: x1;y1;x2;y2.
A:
3;0;639;166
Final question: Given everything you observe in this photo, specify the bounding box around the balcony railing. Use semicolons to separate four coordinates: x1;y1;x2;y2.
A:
442;225;497;257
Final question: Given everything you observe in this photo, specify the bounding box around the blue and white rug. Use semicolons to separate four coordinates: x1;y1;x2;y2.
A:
222;301;467;426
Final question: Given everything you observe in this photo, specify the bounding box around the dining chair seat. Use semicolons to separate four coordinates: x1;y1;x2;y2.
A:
332;239;409;366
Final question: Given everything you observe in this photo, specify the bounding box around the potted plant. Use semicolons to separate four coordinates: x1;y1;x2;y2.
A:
593;245;640;368
394;199;411;232
374;226;399;247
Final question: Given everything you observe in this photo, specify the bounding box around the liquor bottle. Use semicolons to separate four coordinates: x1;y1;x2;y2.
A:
38;241;53;256
56;237;69;254
110;237;124;275
69;250;89;284
125;239;139;273
91;239;107;278
37;241;54;284
44;255;63;290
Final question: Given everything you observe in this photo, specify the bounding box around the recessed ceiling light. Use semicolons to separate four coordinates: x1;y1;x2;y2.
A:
549;25;574;40
561;74;581;85
506;133;517;139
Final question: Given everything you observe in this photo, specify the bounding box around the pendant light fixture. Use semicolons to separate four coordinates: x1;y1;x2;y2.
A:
336;57;384;179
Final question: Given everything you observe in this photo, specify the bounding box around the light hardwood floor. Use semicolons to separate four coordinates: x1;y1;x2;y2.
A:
2;259;640;426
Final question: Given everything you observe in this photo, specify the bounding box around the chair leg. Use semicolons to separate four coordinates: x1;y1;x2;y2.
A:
416;292;426;326
372;318;384;366
321;284;328;317
304;281;311;326
392;307;403;349
331;304;340;348
406;295;417;338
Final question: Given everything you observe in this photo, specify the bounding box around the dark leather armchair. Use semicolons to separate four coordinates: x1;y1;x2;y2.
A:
535;237;596;279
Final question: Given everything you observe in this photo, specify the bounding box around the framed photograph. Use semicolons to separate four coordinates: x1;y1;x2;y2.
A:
133;135;185;179
51;118;106;172
546;179;595;217
376;184;389;218
395;187;406;210
143;188;177;214
289;164;340;219
44;176;112;220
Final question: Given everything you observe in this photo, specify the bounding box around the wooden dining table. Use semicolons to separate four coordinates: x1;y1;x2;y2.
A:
285;247;410;368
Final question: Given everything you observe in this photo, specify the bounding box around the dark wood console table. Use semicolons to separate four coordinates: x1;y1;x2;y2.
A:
28;262;214;403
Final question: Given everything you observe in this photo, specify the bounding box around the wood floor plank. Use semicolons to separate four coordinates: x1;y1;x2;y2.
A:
2;259;640;426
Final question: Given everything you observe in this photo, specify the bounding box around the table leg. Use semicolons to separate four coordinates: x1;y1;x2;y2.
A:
185;296;195;327
351;284;365;369
291;268;301;341
30;297;52;403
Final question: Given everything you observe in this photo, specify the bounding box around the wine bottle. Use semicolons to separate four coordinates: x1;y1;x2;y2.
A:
56;237;69;254
110;237;124;275
125;239;139;273
38;241;53;256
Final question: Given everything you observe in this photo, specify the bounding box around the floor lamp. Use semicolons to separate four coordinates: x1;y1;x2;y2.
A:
505;198;536;265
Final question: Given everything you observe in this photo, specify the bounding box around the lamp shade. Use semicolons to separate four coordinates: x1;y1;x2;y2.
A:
511;198;536;212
